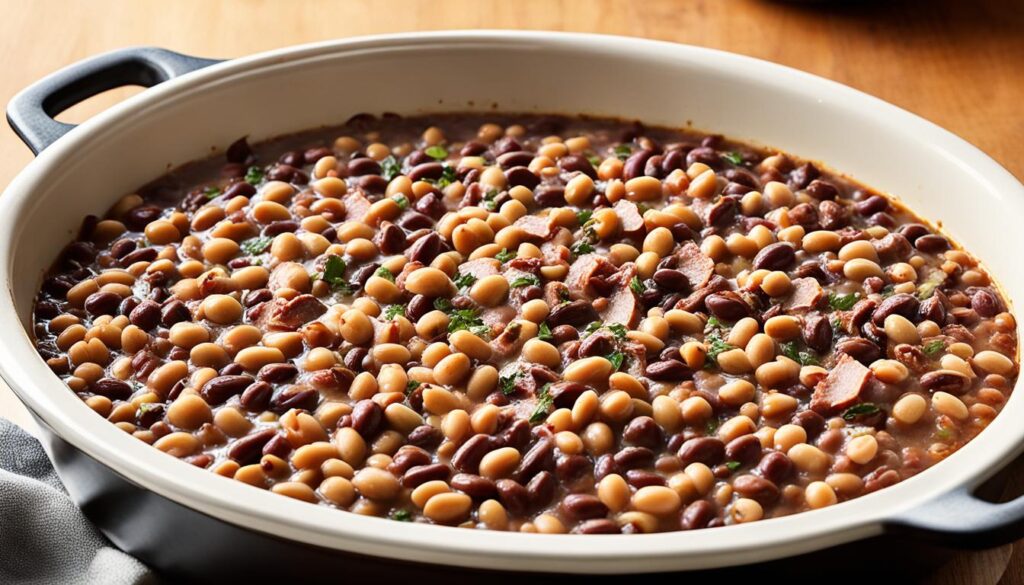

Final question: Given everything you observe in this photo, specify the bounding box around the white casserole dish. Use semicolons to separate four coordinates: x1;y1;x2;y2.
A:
2;31;1023;576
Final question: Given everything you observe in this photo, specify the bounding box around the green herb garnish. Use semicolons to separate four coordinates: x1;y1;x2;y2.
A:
570;239;595;256
390;509;413;522
923;339;945;357
321;255;348;286
244;166;264;185
607;323;628;340
380;155;401;181
204;186;221;199
586;154;602;167
453;272;477;290
424;145;448;160
606;351;625;371
722;152;743;165
433;297;453;311
495;248;515;263
725;461;741;471
509;275;540;288
240;236;272;256
828;292;859;311
917;272;947;300
430;164;457;188
583;321;603;336
383;304;405;320
538;322;553;341
613;144;633;160
629;276;645;296
576;209;593;226
529;383;554;424
375;266;395;282
842;403;881;421
499;372;521;396
405;380;421;395
880;285;896;298
780;341;821;366
481;188;499;212
705;316;724;332
448;308;487;337
705;335;736;366
392;194;409;210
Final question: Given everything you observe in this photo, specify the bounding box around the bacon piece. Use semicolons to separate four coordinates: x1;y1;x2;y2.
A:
601;286;640;329
343;191;372;221
783;277;825;313
268;262;311;292
613;200;646;239
514;215;554;242
676;241;714;290
674;275;729;313
267;294;327;331
810;354;873;414
544;281;571;307
458;258;501;281
565;254;616;298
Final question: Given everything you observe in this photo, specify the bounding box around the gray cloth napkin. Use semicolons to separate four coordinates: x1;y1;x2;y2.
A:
0;418;153;585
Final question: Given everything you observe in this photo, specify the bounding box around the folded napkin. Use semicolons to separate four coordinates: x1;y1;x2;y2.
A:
0;418;153;585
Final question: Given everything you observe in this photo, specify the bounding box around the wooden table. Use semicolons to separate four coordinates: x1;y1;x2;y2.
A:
1;0;1021;582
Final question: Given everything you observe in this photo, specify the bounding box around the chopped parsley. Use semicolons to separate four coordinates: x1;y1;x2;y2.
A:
321;255;347;284
722;152;744;165
606;351;625;371
509;275;540;288
538;322;553;341
629;276;645;296
383;304;405;320
705;316;724;332
240;236;272;256
842;403;881;421
433;297;453;311
725;460;742;472
935;427;953;441
576;209;593;226
780;341;821;366
828;292;859;311
481;188;499;211
380;155;401;181
405;380;421;395
570;239;595;256
429;164;457;188
923;339;946;357
613;144;633;160
529;383;554;424
375;266;395;282
391;194;409;210
583;321;603;336
880;284;896;298
203;186;221;199
705;335;736;366
424;145;448;160
499;372;521;396
607;323;628;340
586;154;602;167
495;248;515;263
244;166;264;185
389;509;413;522
448;308;488;337
453;272;477;290
917;272;947;300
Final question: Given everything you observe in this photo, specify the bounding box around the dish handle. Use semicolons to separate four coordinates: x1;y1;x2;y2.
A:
885;480;1024;549
6;47;221;154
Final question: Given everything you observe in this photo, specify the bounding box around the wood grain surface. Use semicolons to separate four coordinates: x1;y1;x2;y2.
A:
0;1;1020;582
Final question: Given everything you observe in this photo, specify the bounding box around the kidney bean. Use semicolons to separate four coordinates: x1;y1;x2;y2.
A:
227;428;277;464
495;479;529;515
269;388;319;413
408;162;445;182
547;300;599;328
920;370;970;395
802;313;833;354
705;197;737;227
119;247;158;267
625;470;666;489
756;451;795;484
752;242;796;271
347;157;381;176
534;185;566;207
623;416;663;449
577;331;615;358
863;467;901;493
677;437;725;467
124;205;163;231
496;419;532;451
806;179;839;201
125;300;159;330
789;162;819;190
914;234;950;254
448;473;496;499
388;446;432;476
202;375;254;405
732;474;780;506
160;300;191;327
505;167;540;190
680;500;715;530
725;435;762;466
653;268;688;292
374;222;406;255
350;400;383;437
705;292;751;321
623;149;655;180
685;146;719;169
574;519;620;534
791;410;827;440
526;471;556;508
451;434;494;474
555;455;591;481
402;463;451;488
407;231;442;265
644;359;691;382
109;238;137;259
92;378;133;400
516;438;555;482
562;494;609;520
971;289;1000;318
871;293;921;325
558;154;598;179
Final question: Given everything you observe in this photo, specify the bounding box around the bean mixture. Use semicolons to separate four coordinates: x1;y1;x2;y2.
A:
32;113;1019;533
